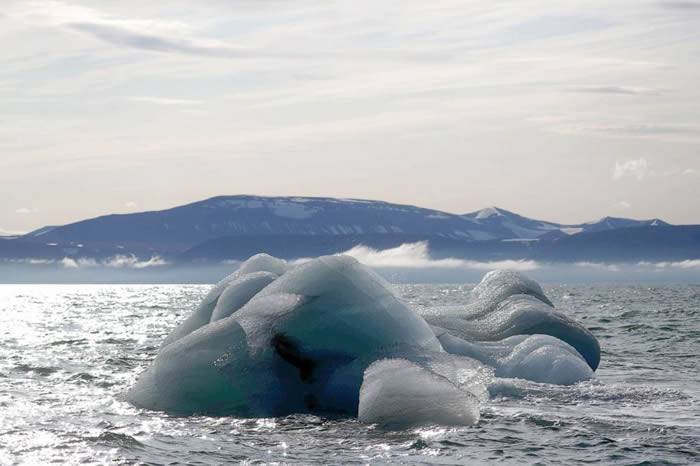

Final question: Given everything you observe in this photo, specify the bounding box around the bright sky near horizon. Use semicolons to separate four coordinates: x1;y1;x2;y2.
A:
1;0;699;234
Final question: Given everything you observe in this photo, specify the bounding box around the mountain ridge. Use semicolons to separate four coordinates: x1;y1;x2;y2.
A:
1;194;691;263
462;206;668;240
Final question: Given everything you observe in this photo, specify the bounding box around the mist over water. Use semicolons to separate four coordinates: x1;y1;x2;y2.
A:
1;283;697;464
1;260;699;284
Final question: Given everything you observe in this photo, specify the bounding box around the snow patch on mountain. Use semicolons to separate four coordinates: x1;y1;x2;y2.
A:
561;227;584;235
474;207;504;220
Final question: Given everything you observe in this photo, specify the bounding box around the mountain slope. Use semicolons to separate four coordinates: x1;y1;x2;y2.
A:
463;207;668;239
178;225;700;263
6;195;685;263
532;225;700;262
20;195;493;255
462;207;563;239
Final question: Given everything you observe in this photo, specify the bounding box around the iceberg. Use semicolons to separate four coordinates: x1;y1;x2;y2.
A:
129;255;447;417
358;358;482;427
421;270;600;370
435;330;593;385
127;254;600;426
160;254;287;348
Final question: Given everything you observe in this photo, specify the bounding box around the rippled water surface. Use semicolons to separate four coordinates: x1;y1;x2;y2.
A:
0;283;698;465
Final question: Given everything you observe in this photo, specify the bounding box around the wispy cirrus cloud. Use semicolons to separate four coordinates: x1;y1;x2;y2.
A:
11;1;261;59
568;85;659;96
657;1;700;11
66;22;254;58
127;96;203;106
540;118;700;143
2;0;699;231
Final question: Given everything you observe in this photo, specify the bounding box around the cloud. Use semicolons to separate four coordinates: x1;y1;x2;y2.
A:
337;241;541;271
3;0;699;227
23;258;55;265
658;1;700;11
15;207;35;214
10;1;254;58
66;22;260;58
60;255;168;269
597;124;693;136
536;116;700;143
575;261;620;272
180;109;210;118
143;111;439;155
128;97;203;106
12;1;297;60
569;85;659;96
640;259;700;269
610;161;698;182
60;257;79;268
575;260;700;272
0;227;24;236
614;200;631;209
102;255;168;268
613;158;648;180
125;201;137;208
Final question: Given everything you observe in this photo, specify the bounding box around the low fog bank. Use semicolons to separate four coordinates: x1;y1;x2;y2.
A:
1;242;698;283
1;261;699;284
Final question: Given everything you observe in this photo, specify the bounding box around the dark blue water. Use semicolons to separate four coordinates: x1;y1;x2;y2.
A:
0;284;698;464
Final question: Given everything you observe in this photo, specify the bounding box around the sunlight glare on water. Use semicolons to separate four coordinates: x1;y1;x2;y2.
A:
0;284;698;464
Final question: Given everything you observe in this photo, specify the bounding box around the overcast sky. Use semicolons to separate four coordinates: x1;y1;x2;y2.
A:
1;0;699;234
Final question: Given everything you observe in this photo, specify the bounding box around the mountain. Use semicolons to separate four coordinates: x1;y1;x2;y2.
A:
177;226;700;263
578;216;668;233
531;225;700;262
3;195;691;264
462;207;564;239
462;207;668;239
17;195;493;254
178;233;475;262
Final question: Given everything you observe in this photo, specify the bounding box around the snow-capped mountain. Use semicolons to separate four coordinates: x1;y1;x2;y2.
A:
579;216;668;233
462;207;668;240
19;196;491;255
4;195;679;262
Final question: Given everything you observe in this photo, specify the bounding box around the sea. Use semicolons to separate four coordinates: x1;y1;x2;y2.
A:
0;283;698;465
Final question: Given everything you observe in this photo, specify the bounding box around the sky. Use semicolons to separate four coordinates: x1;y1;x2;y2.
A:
1;0;699;234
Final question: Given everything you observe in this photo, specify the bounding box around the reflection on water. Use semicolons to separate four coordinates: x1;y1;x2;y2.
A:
0;284;698;464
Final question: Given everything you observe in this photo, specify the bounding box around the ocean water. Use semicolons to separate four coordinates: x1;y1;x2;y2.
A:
0;283;698;465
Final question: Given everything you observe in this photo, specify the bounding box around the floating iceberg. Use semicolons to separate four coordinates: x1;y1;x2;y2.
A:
160;254;287;348
435;331;593;385
358;358;483;427
421;270;600;370
127;254;600;426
